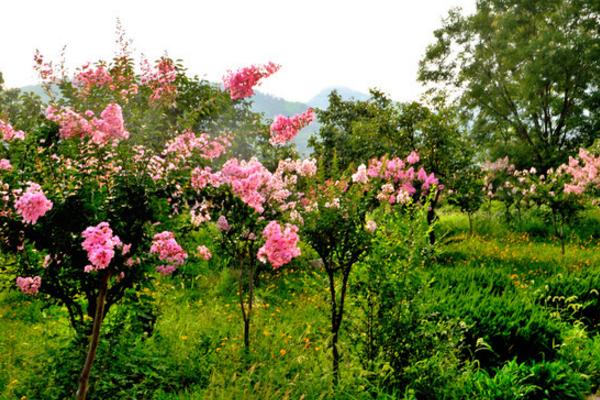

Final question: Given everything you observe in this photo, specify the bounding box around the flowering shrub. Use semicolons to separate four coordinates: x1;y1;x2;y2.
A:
482;152;595;253
1;35;253;399
299;151;439;383
187;154;309;350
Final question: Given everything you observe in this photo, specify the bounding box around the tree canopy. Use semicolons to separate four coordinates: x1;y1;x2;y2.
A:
418;0;600;170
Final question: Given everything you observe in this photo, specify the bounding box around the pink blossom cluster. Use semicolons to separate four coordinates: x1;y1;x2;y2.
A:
197;245;212;261
0;159;12;171
165;131;230;161
14;183;53;224
365;220;377;233
223;62;280;100
140;57;177;101
257;221;301;269
150;231;187;275
561;148;600;195
81;222;122;272
276;158;317;177
269;108;315;145
219;158;291;213
73;63;113;93
191;166;222;191
216;215;230;232
353;153;439;204
91;103;130;144
16;276;41;295
0;119;25;141
482;156;515;173
46;103;129;145
33;50;56;83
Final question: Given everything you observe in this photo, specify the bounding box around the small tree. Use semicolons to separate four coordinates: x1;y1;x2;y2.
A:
448;166;485;235
299;152;439;384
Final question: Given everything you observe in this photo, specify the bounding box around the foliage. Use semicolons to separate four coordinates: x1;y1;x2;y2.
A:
419;0;600;169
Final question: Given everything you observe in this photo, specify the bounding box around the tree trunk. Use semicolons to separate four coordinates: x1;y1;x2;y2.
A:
238;252;255;354
468;212;473;236
76;272;110;400
326;267;340;385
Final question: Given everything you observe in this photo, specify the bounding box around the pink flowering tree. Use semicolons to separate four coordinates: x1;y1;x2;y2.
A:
0;38;251;399
483;154;591;254
187;156;313;351
535;149;600;253
298;152;439;384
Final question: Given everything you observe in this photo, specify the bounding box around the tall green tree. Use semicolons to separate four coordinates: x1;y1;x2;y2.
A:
309;89;407;176
419;0;600;169
0;72;46;132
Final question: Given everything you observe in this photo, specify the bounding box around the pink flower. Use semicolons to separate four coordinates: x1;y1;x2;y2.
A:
73;64;113;93
0;120;25;141
269;108;315;145
223;62;280;100
81;222;122;272
90;103;129;144
191;166;222;190
365;220;377;233
352;164;369;184
276;158;317;177
150;231;187;266
0;159;12;171
166;131;230;161
219;158;290;213
197;245;212;261
561;148;600;195
140;57;177;101
216;215;230;232
16;276;41;295
406;151;419;165
46;103;128;145
14;183;53;224
257;221;301;269
156;264;177;276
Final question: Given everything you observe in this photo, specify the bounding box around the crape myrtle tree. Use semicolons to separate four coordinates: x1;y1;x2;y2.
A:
447;165;485;235
419;0;600;170
182;63;316;353
481;148;600;254
309;91;467;244
299;151;440;384
0;35;274;399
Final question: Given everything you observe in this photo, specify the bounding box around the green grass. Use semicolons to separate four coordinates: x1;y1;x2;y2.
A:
1;211;600;399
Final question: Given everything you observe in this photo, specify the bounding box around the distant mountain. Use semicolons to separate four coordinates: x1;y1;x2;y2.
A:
307;86;370;109
20;85;50;101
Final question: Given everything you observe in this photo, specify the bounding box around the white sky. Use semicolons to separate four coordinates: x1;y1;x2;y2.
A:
1;0;475;103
